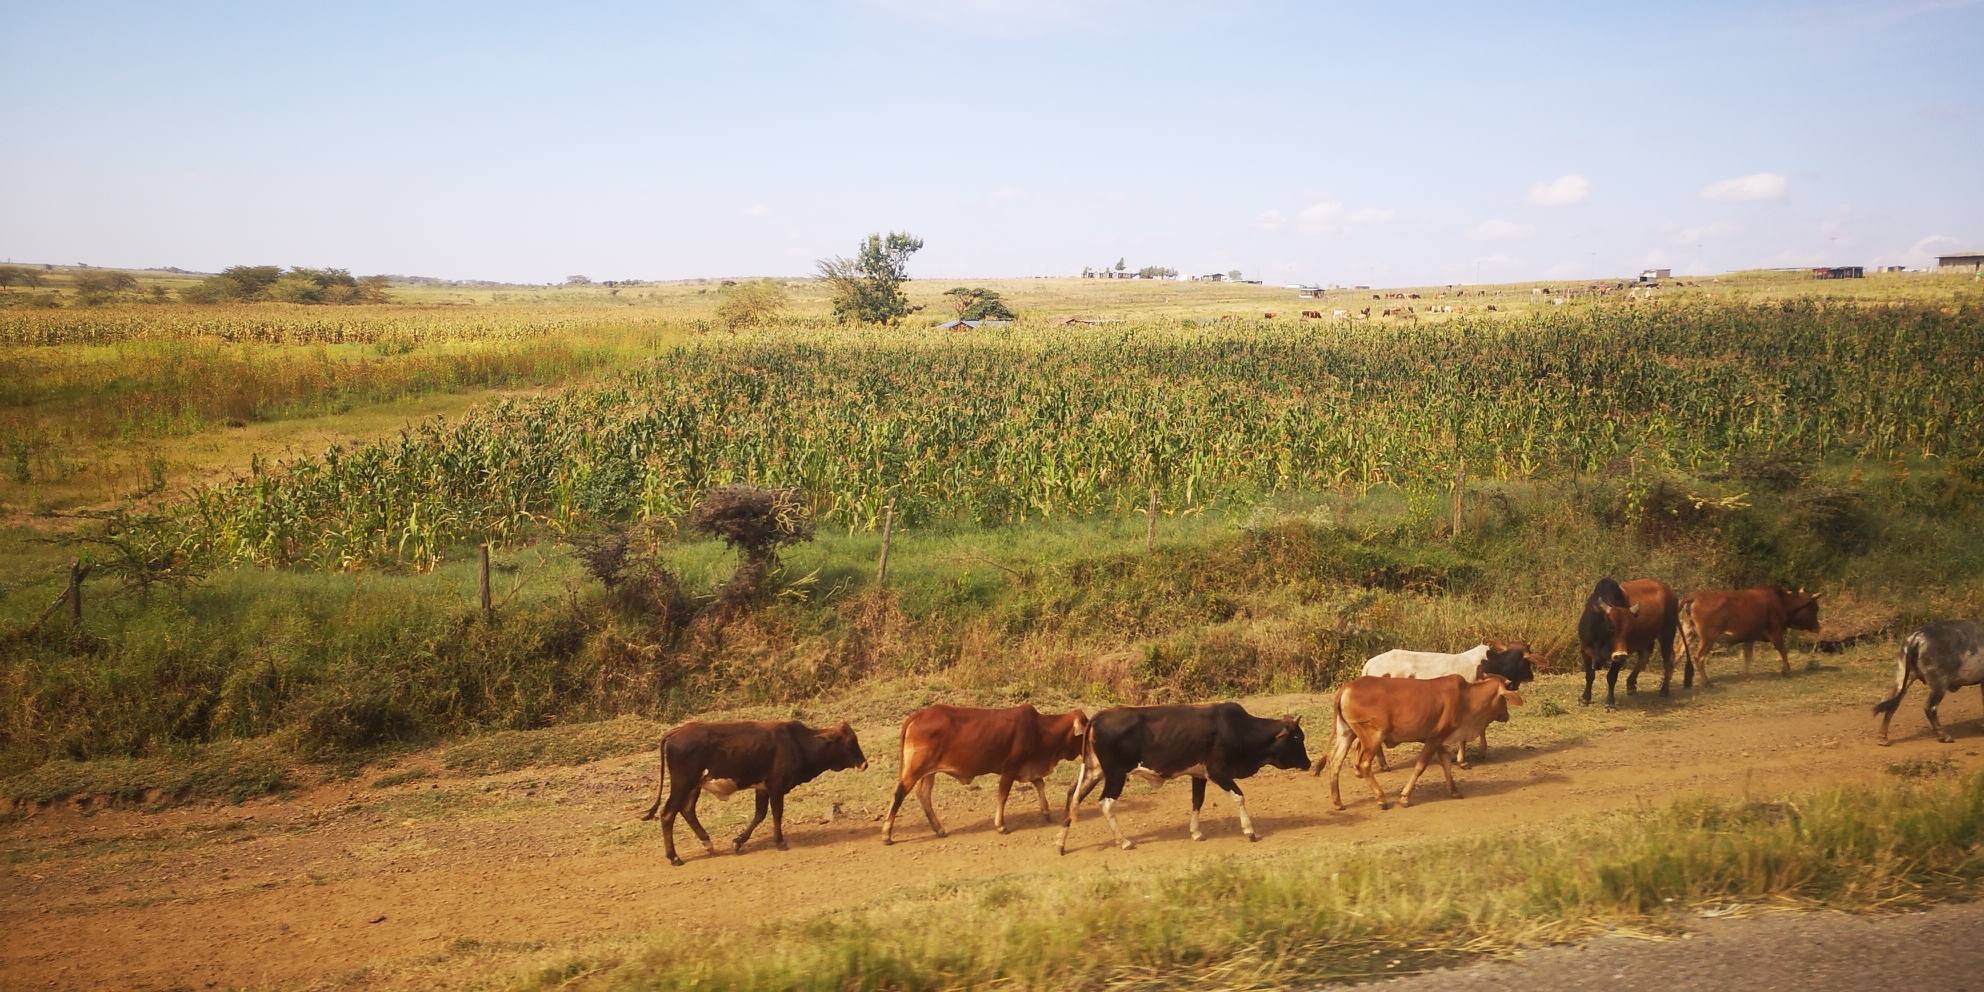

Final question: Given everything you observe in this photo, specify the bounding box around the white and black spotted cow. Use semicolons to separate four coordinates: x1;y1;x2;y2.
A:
1874;620;1984;745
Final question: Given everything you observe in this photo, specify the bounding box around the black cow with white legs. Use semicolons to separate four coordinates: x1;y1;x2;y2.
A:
1055;702;1309;854
1874;620;1984;745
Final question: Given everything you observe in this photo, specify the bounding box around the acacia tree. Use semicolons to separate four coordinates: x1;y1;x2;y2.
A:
714;279;789;329
942;286;1016;321
817;232;923;324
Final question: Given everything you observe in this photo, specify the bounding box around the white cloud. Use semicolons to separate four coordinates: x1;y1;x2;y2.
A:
1466;219;1535;241
1254;209;1287;232
1525;174;1590;207
1666;220;1740;245
1698;172;1787;202
1902;234;1965;266
743;203;771;218
1346;206;1396;225
1296;199;1346;234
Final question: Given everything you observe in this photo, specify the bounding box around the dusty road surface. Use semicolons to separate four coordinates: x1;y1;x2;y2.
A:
1339;899;1984;991
4;648;1982;990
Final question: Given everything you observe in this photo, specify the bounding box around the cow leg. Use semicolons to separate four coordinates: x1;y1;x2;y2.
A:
1658;636;1676;697
1925;686;1954;743
1605;656;1624;709
883;782;911;845
733;791;769;853
1398;744;1438;807
1473;728;1489;764
1327;734;1353;810
915;775;947;838
1356;737;1390;809
1056;759;1089;855
660;810;682;867
994;776;1014;834
1625;654;1641;695
1581;651;1597;706
1875;670;1912;746
1188;777;1207;841
1436;745;1462;798
769;791;788;850
1741;642;1754;681
1772;630;1791;676
1212;775;1257;841
679;795;716;857
1098;770;1134;850
1032;778;1053;822
1697;639;1714;688
1375;742;1391;772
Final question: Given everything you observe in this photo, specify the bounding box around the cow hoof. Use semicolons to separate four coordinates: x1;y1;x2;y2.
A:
668;856;684;867
1379;802;1392;811
1877;739;1891;747
1119;840;1136;851
1190;832;1205;842
935;829;949;839
732;842;746;854
1246;832;1260;843
1604;704;1616;712
882;837;893;846
1455;760;1472;770
995;826;1009;835
1659;688;1670;698
775;840;789;851
1940;735;1958;744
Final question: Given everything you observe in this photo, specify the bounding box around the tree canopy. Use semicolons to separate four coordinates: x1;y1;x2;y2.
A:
817;232;923;324
942;287;1017;321
181;266;389;304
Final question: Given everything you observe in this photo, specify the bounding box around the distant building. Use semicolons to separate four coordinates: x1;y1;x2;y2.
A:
1937;252;1984;273
1195;272;1227;282
1638;268;1671;282
1812;266;1864;280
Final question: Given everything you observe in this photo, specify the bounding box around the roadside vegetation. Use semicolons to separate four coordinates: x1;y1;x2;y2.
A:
539;770;1984;990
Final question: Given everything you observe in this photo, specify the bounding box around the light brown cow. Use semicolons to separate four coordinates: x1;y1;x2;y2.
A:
1314;674;1523;810
883;703;1088;843
1681;585;1820;684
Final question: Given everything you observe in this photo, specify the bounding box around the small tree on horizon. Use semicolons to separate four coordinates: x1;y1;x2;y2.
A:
715;279;789;329
818;231;923;324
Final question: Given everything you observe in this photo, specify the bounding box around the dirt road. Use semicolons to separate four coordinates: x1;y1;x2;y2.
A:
4;650;1981;990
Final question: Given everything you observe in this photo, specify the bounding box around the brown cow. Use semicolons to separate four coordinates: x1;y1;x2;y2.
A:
1681;585;1820;684
1316;674;1523;809
883;704;1088;843
1577;577;1683;708
640;720;867;866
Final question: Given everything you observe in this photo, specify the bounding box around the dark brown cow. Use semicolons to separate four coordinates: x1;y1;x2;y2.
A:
1681;585;1820;684
1317;674;1522;809
639;720;867;866
1577;577;1683;708
883;704;1088;843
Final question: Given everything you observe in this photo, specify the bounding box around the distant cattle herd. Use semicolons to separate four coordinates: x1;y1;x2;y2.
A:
640;580;1984;862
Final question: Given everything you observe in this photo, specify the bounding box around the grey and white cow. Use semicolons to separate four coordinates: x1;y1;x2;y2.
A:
1873;620;1984;745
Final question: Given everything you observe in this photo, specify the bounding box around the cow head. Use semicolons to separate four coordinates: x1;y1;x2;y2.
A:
1596;601;1641;661
1484;641;1535;687
1783;588;1822;633
1056;709;1091;760
1480;675;1526;719
1269;714;1311;772
817;721;868;772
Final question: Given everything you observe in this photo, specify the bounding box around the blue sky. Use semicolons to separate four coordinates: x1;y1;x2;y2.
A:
2;1;1979;285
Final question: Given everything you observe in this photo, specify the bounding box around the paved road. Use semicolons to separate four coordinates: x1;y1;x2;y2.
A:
1335;900;1984;991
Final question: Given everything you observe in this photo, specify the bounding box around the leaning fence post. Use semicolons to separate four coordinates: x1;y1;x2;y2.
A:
479;543;493;617
66;560;89;628
1451;458;1467;541
1146;488;1158;552
876;498;897;586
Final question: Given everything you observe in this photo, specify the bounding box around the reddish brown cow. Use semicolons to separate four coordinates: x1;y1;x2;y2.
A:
1681;585;1820;684
1577;577;1683;708
884;704;1088;843
1316;674;1523;810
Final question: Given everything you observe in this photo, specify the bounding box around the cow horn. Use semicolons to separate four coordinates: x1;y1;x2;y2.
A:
1629;602;1641;615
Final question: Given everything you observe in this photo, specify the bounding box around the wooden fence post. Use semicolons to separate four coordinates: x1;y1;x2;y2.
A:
1146;488;1158;552
1451;458;1467;541
876;498;897;586
479;543;492;617
66;560;89;628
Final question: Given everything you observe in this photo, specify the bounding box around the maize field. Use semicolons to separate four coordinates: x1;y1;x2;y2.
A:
157;298;1982;571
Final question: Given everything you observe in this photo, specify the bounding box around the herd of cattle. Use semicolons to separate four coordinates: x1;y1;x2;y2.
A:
638;580;1984;865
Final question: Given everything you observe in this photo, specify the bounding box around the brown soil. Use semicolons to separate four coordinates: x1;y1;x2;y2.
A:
4;649;1982;991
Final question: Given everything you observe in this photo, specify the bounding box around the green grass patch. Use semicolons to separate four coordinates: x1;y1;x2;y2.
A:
0;737;295;808
554;772;1984;991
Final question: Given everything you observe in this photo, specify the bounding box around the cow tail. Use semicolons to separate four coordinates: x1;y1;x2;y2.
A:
1678;596;1697;673
1872;636;1920;716
1315;687;1348;776
642;729;675;820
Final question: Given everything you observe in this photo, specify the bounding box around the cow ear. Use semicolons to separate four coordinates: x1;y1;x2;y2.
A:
1503;690;1525;706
